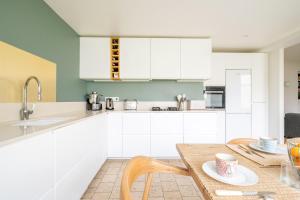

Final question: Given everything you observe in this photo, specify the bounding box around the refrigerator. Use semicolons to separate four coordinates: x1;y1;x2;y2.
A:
225;69;252;142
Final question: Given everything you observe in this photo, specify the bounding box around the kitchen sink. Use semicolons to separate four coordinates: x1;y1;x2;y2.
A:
13;117;72;127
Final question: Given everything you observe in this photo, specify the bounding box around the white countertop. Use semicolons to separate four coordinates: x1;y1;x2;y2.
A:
0;109;224;147
0;110;105;147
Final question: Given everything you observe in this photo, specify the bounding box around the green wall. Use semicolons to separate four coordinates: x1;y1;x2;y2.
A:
0;0;85;101
86;81;204;101
0;0;204;102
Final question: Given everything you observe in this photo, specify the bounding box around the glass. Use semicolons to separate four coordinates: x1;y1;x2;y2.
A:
280;161;300;189
205;93;223;108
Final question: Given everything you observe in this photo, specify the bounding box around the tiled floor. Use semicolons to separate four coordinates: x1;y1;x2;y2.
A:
81;159;203;200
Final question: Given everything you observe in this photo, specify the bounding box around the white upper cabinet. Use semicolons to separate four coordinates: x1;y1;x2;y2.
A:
80;37;110;80
180;39;212;80
151;38;181;79
120;38;150;80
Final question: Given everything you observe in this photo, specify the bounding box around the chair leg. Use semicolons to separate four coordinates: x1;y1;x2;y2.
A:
142;173;153;200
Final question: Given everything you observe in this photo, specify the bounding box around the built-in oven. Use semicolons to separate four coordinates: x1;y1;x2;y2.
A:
204;86;225;109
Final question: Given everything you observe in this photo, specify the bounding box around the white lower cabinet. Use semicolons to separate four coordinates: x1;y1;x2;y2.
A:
122;113;151;157
123;135;150;157
183;112;225;144
0;132;54;200
226;114;252;142
150;113;183;157
54;115;107;200
151;135;182;157
108;113;123;157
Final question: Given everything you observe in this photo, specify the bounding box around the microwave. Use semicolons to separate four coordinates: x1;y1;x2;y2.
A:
204;86;225;108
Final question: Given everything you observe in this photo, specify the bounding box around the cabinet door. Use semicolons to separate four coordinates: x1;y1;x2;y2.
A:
226;114;252;142
181;39;211;79
120;38;150;79
123;113;150;135
54;121;88;182
252;103;267;139
123;135;150;157
183;113;219;143
0;132;54;200
151;113;183;135
80;37;110;79
205;53;226;86
252;54;268;102
107;113;123;157
151;38;181;79
151;135;182;157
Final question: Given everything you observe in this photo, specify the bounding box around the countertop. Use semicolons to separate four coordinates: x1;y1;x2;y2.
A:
0;110;105;147
0;109;224;147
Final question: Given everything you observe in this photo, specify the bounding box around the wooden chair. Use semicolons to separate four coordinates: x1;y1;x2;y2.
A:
120;156;189;200
227;138;257;145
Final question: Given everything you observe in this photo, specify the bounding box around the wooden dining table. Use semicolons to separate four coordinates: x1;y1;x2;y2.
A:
176;144;300;200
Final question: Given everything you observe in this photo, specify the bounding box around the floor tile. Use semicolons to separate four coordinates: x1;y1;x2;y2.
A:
81;159;203;200
92;192;110;200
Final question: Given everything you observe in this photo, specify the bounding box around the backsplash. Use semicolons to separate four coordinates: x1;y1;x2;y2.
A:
86;80;204;101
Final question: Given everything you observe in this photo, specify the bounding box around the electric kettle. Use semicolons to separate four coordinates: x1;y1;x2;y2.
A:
105;98;114;110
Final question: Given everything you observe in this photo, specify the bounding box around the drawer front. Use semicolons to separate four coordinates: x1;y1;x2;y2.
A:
123;135;150;157
151;135;183;157
184;113;217;135
123;113;150;135
151;113;183;135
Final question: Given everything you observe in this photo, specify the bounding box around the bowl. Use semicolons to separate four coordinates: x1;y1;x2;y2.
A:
287;138;300;167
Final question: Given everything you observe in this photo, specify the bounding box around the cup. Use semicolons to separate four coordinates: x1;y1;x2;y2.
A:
280;160;300;189
215;153;238;177
259;137;278;151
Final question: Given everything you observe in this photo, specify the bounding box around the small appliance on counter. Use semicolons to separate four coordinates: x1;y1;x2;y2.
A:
124;99;138;110
105;97;114;110
86;91;102;111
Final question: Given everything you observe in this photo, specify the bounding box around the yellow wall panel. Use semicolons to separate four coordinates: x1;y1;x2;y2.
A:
0;41;56;102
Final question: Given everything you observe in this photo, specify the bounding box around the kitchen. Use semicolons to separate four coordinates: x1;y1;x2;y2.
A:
0;0;299;200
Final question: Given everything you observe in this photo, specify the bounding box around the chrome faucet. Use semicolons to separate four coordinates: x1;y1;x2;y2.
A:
20;76;42;120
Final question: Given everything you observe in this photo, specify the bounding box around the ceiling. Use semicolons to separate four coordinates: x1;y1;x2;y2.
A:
285;43;300;62
44;0;300;51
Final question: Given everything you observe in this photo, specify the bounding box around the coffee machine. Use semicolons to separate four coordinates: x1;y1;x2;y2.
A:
86;91;102;111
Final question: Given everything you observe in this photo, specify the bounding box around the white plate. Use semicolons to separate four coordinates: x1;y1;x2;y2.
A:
202;161;258;186
249;143;287;155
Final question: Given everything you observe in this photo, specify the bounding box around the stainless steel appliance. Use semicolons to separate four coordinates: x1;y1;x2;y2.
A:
204;86;225;108
124;99;138;110
86;91;102;111
151;107;178;111
105;98;114;110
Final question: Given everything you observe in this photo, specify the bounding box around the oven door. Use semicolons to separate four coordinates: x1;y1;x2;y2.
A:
205;91;225;108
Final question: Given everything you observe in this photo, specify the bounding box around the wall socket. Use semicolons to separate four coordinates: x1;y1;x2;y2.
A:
104;97;120;102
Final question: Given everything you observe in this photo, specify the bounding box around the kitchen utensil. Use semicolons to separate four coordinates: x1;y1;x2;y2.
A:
105;98;114;110
124;99;138;110
202;161;258;186
215;153;238;177
215;190;275;199
249;143;287;155
238;144;265;158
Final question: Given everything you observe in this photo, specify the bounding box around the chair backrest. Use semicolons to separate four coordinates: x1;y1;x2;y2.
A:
227;138;257;145
120;156;189;200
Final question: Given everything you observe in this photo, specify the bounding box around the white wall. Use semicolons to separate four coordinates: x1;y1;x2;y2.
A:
284;60;300;113
268;49;285;143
